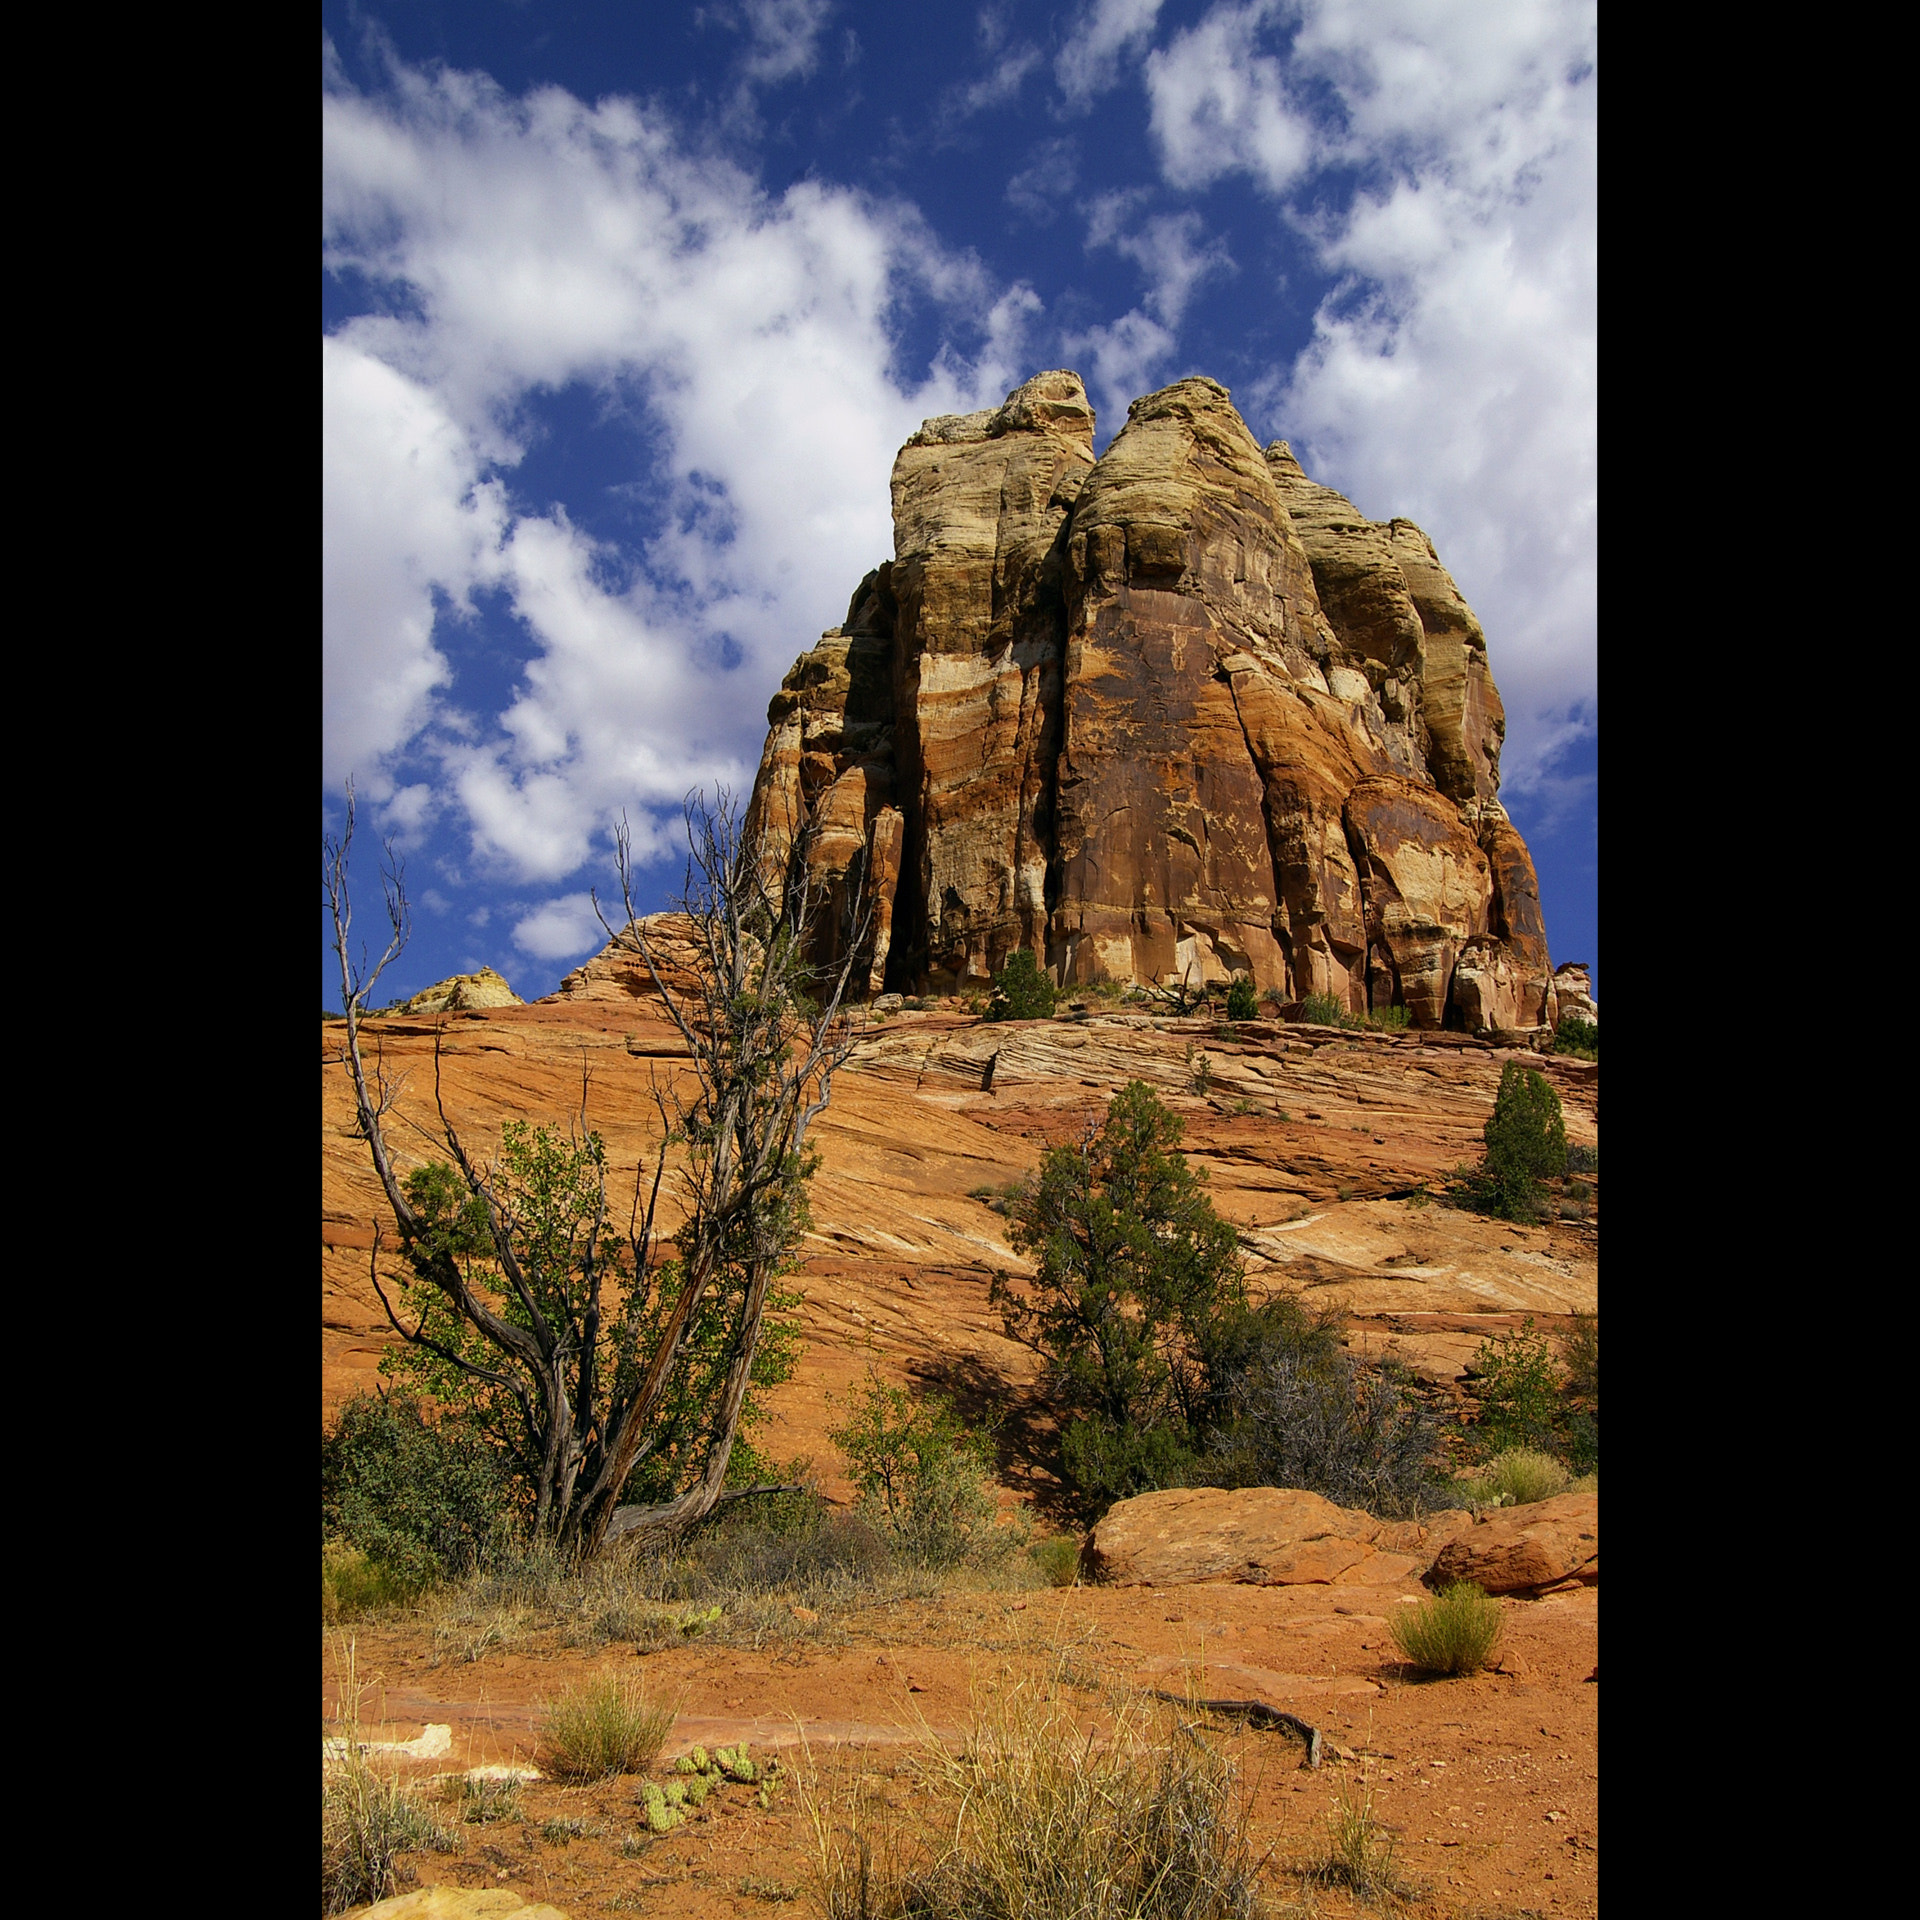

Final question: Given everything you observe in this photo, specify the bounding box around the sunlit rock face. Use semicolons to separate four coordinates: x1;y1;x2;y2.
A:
746;372;1555;1032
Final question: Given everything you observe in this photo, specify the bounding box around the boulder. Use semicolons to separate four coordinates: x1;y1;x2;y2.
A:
1429;1491;1598;1595
400;968;521;1015
1087;1486;1474;1588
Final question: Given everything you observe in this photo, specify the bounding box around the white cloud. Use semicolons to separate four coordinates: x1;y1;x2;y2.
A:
1055;0;1165;109
1143;2;1314;192
738;0;836;88
323;52;1028;883
321;336;506;786
1062;310;1177;429
1086;200;1235;327
1136;0;1596;790
512;891;617;962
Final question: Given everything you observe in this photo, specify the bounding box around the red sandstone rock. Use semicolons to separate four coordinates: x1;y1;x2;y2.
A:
1429;1492;1599;1595
730;372;1555;1030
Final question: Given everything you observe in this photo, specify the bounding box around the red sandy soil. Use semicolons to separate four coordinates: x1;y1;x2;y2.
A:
324;991;1597;1917
327;1575;1596;1919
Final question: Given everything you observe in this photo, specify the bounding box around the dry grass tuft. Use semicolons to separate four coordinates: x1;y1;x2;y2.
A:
1308;1776;1402;1903
321;1639;452;1912
538;1669;677;1780
1389;1582;1503;1676
803;1662;1268;1919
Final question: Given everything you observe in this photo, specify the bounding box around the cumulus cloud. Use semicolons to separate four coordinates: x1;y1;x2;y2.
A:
1055;0;1165;109
1138;0;1597;790
1144;2;1314;192
323;51;1027;883
512;891;617;962
322;336;506;786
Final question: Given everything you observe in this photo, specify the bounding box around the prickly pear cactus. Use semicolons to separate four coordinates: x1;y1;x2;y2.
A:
715;1743;757;1783
662;1780;687;1808
639;1781;684;1833
685;1774;710;1807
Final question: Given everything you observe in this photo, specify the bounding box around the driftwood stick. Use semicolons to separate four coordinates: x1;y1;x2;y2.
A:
1148;1690;1324;1769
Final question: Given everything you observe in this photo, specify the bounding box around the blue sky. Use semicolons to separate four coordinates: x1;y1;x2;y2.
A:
323;1;1596;1008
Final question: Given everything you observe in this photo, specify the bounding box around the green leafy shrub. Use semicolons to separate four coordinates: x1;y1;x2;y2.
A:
1299;989;1346;1027
1390;1581;1504;1675
985;949;1057;1022
1467;1319;1565;1457
322;1391;511;1590
1225;976;1258;1021
993;1082;1245;1518
539;1672;675;1780
1367;1003;1412;1031
1553;1012;1598;1056
1458;1061;1567;1221
828;1371;1012;1568
1058;1417;1201;1513
1467;1318;1596;1471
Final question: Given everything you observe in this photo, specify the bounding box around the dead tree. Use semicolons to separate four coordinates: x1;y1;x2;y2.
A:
323;782;868;1563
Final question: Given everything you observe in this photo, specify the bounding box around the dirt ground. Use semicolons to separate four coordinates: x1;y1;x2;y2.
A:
326;1571;1597;1919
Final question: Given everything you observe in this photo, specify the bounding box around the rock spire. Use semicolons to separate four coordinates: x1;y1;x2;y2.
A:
745;371;1557;1033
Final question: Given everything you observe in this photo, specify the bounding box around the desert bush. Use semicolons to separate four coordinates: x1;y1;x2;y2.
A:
828;1371;1014;1569
1366;1004;1412;1031
1299;990;1346;1027
1467;1319;1566;1458
1461;1447;1569;1507
806;1668;1264;1920
322;1391;511;1590
993;1083;1245;1518
1027;1535;1081;1587
1225;976;1259;1022
322;1544;423;1622
1390;1581;1503;1676
539;1671;675;1780
1456;1061;1566;1222
1553;1012;1598;1056
441;1774;521;1824
1560;1309;1598;1403
321;1765;450;1912
985;949;1057;1022
1058;1417;1201;1514
1202;1349;1442;1519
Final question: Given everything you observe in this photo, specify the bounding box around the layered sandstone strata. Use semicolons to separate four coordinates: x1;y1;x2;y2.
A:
745;372;1558;1032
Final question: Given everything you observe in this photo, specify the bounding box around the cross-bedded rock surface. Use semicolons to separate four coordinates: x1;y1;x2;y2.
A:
746;371;1560;1034
322;948;1596;1498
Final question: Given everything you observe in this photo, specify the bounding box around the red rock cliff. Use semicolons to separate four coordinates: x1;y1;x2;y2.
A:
746;372;1556;1033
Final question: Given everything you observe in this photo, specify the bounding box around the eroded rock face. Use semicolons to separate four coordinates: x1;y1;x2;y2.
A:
745;373;1559;1031
400;967;522;1015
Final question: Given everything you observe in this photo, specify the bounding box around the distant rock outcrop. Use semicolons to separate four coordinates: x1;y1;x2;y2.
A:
746;372;1558;1033
399;967;522;1015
